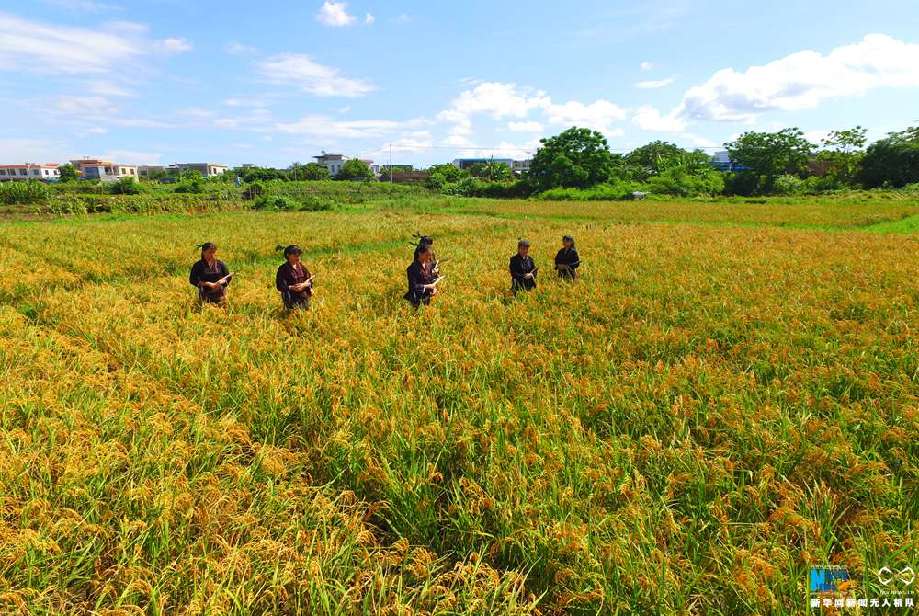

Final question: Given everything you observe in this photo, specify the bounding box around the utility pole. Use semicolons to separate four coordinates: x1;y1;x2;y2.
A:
389;143;393;183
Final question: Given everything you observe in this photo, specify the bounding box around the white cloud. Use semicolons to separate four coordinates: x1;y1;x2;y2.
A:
365;131;434;157
87;81;135;97
680;132;718;149
389;131;433;152
223;96;272;108
804;129;830;145
257;53;374;97
444;134;473;147
155;37;192;53
438;138;536;160
441;82;550;120
507;121;544;132
213;108;273;130
274;115;424;139
0;12;142;74
365;13;375;25
437;82;549;143
316;1;356;27
54;95;119;115
0;137;70;163
0;12;190;74
225;41;257;55
676;34;919;122
99;149;162;165
635;77;675;89
640;61;654;71
542;99;627;134
437;81;627;143
632;105;686;132
42;0;121;11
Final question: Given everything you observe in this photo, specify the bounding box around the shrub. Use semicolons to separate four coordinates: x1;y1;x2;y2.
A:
336;159;375;181
107;177;143;195
723;171;762;196
242;181;266;200
253;195;300;210
537;179;645;201
252;194;334;211
174;178;205;194
296;195;335;211
646;168;725;197
771;174;805;196
0;180;52;204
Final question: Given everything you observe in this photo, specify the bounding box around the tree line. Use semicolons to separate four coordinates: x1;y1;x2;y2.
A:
520;125;919;197
22;124;919;202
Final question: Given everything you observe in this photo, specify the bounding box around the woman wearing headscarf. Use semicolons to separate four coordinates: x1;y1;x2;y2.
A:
509;239;538;292
404;242;440;307
275;244;313;310
413;235;440;279
189;242;232;305
554;235;580;279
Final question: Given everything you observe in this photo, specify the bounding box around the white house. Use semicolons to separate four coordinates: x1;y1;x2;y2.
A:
172;163;229;178
313;153;348;176
512;159;532;175
71;159;138;181
313;153;376;177
0;163;60;181
452;157;514;170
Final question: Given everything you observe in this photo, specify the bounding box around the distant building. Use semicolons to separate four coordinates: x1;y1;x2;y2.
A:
512;159;532;175
452;157;514;170
710;151;748;172
379;164;415;174
71;159;138;181
392;171;431;184
313;153;348;177
313;153;376;177
138;165;166;179
0;163;60;181
172;163;229;178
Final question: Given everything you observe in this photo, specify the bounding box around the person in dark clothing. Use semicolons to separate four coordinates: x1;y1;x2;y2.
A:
509;239;537;292
554;235;580;279
404;243;440;307
275;245;313;310
413;235;440;278
189;242;232;305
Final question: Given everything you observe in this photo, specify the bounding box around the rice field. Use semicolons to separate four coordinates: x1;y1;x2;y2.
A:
0;198;917;614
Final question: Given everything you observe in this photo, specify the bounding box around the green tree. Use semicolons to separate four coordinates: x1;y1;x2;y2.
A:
107;177;142;195
860;127;919;188
57;163;77;182
814;126;868;187
468;161;512;181
289;162;330;181
528;127;616;191
724;128;815;193
337;159;375;181
823;127;868;154
427;164;467;183
624;141;685;180
241;166;288;182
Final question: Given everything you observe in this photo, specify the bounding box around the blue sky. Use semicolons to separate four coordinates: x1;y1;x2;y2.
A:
2;0;918;167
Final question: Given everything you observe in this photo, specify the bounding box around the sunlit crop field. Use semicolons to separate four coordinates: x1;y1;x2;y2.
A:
1;199;917;614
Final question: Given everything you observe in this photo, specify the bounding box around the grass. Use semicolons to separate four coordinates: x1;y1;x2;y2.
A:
0;197;916;614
